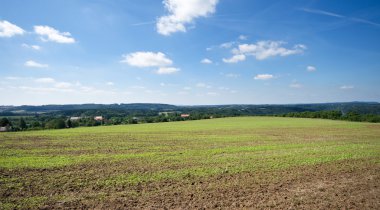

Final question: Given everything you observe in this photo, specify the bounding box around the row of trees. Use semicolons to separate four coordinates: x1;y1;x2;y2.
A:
279;110;380;122
2;109;379;132
1;117;27;131
0;113;218;131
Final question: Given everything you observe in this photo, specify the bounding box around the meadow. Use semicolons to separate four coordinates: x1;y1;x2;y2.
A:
1;117;379;209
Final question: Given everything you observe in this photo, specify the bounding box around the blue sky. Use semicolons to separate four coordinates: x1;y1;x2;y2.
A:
1;0;379;105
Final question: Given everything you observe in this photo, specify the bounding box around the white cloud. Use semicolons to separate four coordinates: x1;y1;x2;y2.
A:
5;76;24;80
183;86;192;90
207;92;219;96
239;35;247;40
22;43;41;50
34;77;55;83
218;87;230;91
106;82;114;86
254;74;274;80
196;83;212;88
24;60;49;68
0;20;24;37
131;86;146;89
340;85;354;90
220;41;235;49
121;51;173;67
196;83;206;88
178;91;189;95
160;82;177;87
201;58;213;64
34;25;75;43
3;78;123;100
156;67;180;74
307;66;317;72
121;51;180;75
289;82;302;88
156;0;219;35
224;41;306;63
55;82;73;89
223;54;246;63
224;73;240;78
18;86;73;93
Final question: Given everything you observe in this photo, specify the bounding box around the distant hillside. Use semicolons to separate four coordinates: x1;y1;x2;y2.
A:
0;103;177;115
1;102;379;116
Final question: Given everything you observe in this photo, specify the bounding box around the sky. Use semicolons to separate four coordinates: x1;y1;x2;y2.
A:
1;0;380;105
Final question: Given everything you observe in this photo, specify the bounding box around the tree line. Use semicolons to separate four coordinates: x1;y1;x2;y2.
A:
0;112;220;131
278;110;380;122
1;109;379;132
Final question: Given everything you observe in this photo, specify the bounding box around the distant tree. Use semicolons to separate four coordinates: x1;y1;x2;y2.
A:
56;119;66;129
129;117;138;124
66;119;72;128
19;118;27;130
0;118;11;127
86;119;100;127
71;120;79;128
345;111;361;121
45;119;66;129
31;121;41;128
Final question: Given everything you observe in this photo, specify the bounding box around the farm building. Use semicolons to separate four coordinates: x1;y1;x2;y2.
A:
181;114;190;118
158;111;178;116
0;125;11;132
94;116;103;121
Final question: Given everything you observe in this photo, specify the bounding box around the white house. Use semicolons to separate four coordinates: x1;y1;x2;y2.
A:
94;116;103;121
0;125;11;132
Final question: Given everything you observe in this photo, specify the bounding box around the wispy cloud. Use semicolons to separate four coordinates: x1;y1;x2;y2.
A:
34;77;55;83
131;21;156;26
299;8;344;18
300;8;380;27
238;35;247;40
220;41;235;49
223;54;246;63
4;77;113;95
22;43;41;50
156;67;180;75
24;60;49;68
196;82;212;88
307;66;317;72
289;82;303;88
254;74;274;80
34;25;76;43
201;58;213;64
222;73;240;78
340;85;354;90
350;17;380;27
5;76;28;80
223;41;305;63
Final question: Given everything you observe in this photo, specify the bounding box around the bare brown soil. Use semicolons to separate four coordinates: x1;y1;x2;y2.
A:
97;160;380;209
2;159;378;209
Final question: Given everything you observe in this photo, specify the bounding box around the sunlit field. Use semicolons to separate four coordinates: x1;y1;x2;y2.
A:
1;117;379;209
